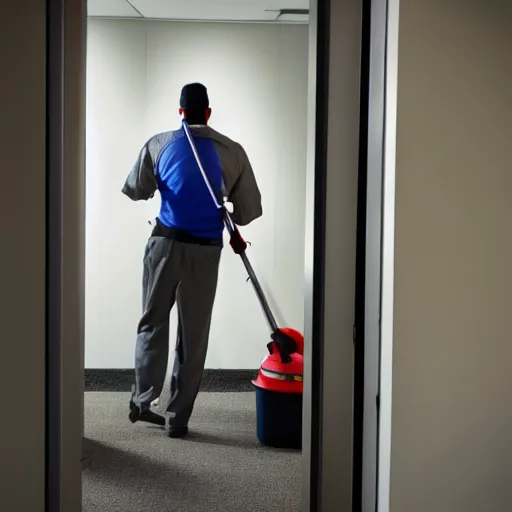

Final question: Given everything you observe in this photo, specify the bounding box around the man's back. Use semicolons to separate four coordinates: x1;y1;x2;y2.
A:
122;125;263;237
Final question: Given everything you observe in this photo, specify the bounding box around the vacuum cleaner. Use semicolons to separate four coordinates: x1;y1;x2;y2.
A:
182;119;304;450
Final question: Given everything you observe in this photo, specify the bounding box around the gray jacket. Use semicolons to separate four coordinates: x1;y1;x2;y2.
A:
121;125;262;227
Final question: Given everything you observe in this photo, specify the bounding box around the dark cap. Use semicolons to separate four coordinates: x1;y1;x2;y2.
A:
179;83;209;110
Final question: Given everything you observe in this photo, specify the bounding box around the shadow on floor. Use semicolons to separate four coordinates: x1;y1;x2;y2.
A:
82;437;204;508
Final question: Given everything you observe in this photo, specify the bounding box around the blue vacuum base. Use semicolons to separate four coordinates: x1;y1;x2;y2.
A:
255;387;302;450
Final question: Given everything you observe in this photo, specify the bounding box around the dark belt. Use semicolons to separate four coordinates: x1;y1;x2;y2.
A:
151;219;223;247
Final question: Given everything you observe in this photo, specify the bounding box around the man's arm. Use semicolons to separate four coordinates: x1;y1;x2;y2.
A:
121;143;158;201
229;144;262;226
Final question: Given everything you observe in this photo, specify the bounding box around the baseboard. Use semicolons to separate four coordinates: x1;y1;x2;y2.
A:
85;369;258;392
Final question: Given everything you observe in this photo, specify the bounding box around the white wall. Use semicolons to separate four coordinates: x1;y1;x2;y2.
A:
387;1;512;511
85;19;309;369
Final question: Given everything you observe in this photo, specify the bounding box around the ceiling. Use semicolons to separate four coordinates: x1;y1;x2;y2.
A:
87;0;310;23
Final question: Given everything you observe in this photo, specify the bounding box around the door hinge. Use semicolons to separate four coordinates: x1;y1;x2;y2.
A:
376;394;380;410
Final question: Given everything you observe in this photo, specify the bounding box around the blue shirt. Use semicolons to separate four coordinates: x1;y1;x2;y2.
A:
156;131;224;240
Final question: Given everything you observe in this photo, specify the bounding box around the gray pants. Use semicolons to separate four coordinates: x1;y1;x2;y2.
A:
133;236;221;428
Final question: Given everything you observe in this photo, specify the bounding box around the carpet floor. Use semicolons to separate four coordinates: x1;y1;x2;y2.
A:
83;392;302;512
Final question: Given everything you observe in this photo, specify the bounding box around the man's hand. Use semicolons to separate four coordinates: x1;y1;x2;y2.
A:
229;226;247;255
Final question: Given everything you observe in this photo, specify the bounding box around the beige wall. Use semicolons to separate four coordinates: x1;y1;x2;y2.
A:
0;2;46;510
390;1;512;511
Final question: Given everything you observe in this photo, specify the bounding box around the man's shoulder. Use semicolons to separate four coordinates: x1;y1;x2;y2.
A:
145;130;184;160
147;129;182;148
198;127;245;155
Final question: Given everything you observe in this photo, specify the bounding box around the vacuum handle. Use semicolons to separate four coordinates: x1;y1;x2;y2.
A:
239;251;279;333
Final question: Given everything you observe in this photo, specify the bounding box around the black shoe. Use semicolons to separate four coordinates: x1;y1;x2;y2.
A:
129;399;165;426
167;425;189;439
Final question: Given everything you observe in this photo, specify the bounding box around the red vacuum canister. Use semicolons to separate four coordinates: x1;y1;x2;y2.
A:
252;328;304;450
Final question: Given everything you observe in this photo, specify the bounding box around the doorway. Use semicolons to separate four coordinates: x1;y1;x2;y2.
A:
42;0;391;511
84;6;308;511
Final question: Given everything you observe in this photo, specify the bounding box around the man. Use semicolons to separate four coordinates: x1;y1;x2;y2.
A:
121;83;262;438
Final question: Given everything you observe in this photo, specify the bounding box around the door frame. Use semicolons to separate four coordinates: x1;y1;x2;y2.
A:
45;0;395;510
46;0;87;510
354;0;393;510
377;1;401;511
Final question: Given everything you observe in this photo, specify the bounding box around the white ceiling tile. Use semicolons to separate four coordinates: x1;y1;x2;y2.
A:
130;0;309;21
87;0;142;18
